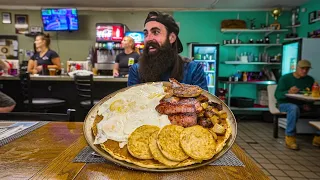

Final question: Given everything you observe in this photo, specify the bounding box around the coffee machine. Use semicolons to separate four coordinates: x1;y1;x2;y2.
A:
93;23;129;75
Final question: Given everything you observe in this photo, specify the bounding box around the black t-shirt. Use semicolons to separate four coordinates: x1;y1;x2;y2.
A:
115;52;139;75
31;49;59;66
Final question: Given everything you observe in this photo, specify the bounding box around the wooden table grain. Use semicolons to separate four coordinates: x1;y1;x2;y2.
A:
0;122;268;180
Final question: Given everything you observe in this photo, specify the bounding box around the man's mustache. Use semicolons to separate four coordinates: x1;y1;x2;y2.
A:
145;40;160;49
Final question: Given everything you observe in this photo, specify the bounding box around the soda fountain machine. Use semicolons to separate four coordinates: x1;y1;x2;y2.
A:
93;23;129;75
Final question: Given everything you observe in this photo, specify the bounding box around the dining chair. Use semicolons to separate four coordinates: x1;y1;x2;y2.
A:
74;74;99;109
0;109;76;121
19;72;67;112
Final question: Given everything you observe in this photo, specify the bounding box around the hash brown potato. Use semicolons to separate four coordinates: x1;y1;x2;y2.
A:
180;125;216;160
127;125;160;160
149;131;180;167
157;125;189;161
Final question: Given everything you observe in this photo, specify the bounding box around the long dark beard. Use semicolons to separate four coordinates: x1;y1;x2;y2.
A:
139;38;176;82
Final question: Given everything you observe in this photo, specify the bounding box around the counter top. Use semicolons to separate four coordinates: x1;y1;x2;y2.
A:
0;75;128;82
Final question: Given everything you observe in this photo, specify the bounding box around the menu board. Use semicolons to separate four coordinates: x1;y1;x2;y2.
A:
96;25;124;42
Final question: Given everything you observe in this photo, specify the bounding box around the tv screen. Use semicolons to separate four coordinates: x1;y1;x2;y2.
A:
41;8;79;31
125;31;144;43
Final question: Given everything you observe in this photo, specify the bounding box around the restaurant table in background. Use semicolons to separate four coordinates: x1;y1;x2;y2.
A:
0;122;269;180
286;94;320;102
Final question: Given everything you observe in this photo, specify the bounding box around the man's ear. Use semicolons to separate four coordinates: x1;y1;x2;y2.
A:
169;33;177;44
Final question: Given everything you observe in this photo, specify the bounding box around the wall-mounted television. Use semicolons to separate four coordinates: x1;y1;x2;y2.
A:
41;8;79;31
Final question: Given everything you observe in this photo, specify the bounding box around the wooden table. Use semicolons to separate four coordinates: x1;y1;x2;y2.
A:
286;94;320;102
0;122;268;180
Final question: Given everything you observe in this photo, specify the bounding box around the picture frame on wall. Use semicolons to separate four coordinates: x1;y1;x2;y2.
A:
2;12;11;24
14;14;29;34
309;11;316;24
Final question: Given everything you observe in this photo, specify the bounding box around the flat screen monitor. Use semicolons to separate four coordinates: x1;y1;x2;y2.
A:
125;31;144;43
41;8;79;31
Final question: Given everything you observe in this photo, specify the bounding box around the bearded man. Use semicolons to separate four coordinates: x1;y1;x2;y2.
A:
128;11;208;90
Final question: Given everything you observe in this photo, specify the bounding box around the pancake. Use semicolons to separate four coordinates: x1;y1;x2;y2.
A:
157;125;189;162
127;125;160;160
180;125;216;160
149;131;180;167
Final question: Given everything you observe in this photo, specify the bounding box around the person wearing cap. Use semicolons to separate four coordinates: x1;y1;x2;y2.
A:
127;11;208;90
275;59;319;150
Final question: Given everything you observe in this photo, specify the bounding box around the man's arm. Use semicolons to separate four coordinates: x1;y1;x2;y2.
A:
0;59;10;70
127;63;140;86
192;63;208;91
275;76;289;101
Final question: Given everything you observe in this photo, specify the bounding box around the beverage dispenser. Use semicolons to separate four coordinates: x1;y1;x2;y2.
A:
93;23;129;75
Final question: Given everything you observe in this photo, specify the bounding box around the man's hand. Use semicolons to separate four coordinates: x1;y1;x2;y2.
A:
288;86;300;94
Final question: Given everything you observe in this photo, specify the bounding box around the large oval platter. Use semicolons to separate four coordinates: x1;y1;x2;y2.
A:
83;82;237;172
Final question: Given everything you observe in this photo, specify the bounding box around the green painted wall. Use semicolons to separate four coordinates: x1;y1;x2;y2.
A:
173;11;291;100
297;0;320;37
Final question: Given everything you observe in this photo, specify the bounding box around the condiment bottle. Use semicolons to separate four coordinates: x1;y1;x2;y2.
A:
243;72;247;82
311;82;320;97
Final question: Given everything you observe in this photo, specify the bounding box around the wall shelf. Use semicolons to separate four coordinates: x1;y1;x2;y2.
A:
286;24;301;28
223;44;281;47
311;18;320;23
223;61;281;65
230;107;269;111
221;29;288;40
284;37;301;41
221;29;288;33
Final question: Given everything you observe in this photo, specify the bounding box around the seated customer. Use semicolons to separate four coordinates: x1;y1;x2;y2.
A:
128;11;208;90
0;60;16;112
275;60;319;150
27;33;61;75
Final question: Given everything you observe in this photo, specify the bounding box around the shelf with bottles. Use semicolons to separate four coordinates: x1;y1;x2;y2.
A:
223;44;281;47
219;70;276;111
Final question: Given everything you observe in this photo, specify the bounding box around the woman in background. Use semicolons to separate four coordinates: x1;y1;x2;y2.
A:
27;33;61;74
113;36;140;77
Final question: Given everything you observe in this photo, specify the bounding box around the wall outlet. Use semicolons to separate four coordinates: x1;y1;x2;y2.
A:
301;8;306;13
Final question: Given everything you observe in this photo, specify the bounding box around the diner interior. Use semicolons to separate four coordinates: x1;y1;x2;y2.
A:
0;0;320;179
